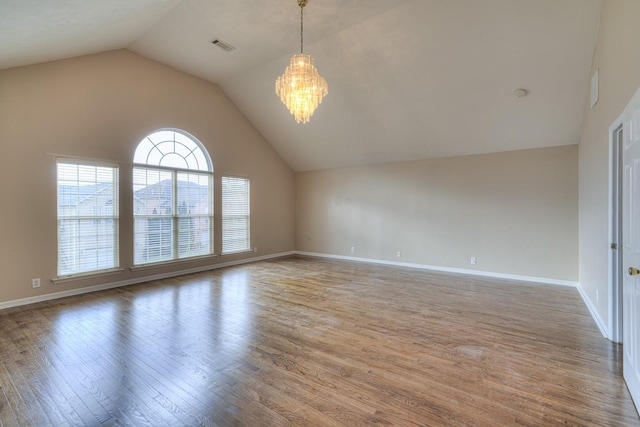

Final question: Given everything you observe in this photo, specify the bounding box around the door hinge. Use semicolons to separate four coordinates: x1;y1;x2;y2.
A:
611;243;618;250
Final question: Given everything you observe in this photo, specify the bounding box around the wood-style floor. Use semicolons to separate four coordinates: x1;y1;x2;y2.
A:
1;256;638;426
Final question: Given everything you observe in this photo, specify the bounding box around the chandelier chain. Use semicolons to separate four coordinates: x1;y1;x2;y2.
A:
300;4;304;54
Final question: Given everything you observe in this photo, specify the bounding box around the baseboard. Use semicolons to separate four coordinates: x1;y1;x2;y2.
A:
0;251;295;311
4;250;600;340
294;252;616;339
295;251;579;287
577;284;609;339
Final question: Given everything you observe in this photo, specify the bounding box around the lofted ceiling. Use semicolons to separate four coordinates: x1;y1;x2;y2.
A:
1;0;602;171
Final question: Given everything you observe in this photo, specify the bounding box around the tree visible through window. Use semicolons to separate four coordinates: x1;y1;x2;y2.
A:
57;160;119;276
133;129;213;265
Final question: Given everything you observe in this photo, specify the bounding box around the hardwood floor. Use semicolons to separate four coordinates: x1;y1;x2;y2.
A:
1;256;638;426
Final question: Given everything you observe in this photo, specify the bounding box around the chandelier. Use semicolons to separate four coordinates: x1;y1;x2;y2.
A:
275;0;328;124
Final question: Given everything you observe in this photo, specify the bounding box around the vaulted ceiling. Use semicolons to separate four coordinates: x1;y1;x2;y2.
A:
1;0;602;171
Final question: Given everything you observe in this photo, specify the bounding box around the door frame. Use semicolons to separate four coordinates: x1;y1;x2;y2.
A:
609;114;624;343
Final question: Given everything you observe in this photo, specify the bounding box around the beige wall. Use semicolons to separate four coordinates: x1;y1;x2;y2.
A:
578;0;640;328
3;0;633;313
0;49;295;304
296;145;578;281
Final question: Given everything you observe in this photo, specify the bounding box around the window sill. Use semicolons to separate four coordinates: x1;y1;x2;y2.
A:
130;254;219;271
52;268;125;285
221;249;255;256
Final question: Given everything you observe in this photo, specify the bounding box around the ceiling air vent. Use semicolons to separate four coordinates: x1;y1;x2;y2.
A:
211;39;236;52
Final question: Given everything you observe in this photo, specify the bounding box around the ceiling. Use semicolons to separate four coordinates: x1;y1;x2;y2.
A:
1;0;603;172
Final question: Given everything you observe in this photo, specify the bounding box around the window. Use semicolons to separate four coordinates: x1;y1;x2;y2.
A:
222;176;250;254
57;160;119;276
133;129;213;265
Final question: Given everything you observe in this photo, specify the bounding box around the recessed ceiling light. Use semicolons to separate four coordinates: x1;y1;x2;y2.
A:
514;88;528;98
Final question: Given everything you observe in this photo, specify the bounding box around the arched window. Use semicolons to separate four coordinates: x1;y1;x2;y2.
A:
133;129;214;265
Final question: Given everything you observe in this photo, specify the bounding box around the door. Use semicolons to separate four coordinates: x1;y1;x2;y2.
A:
612;124;623;343
622;86;640;410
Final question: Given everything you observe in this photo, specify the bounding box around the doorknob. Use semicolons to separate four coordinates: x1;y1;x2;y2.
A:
629;267;640;276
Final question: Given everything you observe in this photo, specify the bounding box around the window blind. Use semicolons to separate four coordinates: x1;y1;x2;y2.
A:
57;160;119;276
222;176;250;254
133;168;213;265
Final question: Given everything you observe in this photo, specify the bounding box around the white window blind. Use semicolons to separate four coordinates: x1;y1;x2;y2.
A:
222;176;250;254
132;129;214;265
57;160;119;276
133;168;213;264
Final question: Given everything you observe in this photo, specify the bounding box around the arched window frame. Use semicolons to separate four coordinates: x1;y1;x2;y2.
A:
132;129;214;265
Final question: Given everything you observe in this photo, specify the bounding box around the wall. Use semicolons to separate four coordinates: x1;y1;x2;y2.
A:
296;145;578;282
578;0;640;333
0;49;295;304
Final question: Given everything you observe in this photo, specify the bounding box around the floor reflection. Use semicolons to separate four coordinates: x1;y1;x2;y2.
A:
4;258;638;425
45;269;255;423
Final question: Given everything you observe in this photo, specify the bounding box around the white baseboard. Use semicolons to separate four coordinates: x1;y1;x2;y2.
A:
577;284;609;339
5;250;605;341
294;252;618;339
295;251;579;287
0;251;295;311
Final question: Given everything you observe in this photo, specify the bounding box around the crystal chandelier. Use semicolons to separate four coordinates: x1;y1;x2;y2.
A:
275;0;328;124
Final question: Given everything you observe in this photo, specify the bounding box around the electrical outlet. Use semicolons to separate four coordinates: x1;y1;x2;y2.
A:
253;247;258;253
470;257;477;265
596;289;599;302
32;278;41;288
350;246;355;254
396;251;401;257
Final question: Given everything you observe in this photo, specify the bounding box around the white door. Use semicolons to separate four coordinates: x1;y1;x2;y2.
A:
622;86;640;410
612;124;623;343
